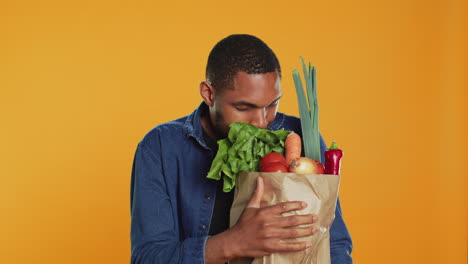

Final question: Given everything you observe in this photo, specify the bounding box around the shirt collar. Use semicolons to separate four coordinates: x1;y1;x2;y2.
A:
184;102;211;150
184;102;287;150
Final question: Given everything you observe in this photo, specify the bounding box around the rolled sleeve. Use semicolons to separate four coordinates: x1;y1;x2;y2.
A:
181;236;210;264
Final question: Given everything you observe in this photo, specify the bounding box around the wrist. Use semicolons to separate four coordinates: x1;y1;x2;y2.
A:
221;227;241;260
205;230;238;264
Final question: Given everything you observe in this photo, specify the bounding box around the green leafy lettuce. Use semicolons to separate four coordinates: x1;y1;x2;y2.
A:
206;122;290;192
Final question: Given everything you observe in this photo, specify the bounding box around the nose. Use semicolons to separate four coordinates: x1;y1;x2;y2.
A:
250;107;268;129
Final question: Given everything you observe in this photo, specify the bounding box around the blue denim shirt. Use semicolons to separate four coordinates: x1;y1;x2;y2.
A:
130;102;353;264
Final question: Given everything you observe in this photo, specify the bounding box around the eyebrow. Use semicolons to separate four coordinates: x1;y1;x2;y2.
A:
232;95;283;108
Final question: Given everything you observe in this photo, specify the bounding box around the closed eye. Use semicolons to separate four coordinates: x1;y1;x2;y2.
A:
235;106;251;111
232;96;281;112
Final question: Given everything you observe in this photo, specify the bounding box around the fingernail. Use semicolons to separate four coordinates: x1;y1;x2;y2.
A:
312;227;318;234
301;202;307;208
305;243;311;248
312;215;318;222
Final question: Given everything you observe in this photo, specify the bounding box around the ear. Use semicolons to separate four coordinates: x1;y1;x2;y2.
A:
200;81;216;107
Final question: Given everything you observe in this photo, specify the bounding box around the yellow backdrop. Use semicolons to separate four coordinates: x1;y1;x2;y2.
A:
1;0;466;263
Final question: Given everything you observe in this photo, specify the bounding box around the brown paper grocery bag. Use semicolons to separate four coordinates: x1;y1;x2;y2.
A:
229;172;341;264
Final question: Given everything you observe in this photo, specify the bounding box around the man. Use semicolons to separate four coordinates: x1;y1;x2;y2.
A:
130;34;353;264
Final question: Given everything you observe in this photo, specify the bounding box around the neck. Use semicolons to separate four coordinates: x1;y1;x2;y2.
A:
200;111;221;141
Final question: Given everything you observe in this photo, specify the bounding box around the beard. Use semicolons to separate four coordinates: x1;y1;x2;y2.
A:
212;109;229;139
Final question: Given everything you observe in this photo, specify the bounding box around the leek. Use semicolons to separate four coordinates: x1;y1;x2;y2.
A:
292;57;321;162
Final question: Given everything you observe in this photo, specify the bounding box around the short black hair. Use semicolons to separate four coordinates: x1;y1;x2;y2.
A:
205;34;281;92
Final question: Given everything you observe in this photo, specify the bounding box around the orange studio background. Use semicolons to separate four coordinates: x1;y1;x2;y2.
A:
0;0;466;263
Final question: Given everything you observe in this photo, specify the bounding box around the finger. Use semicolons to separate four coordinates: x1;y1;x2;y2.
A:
246;176;264;209
276;226;318;239
272;240;312;252
276;214;319;228
268;201;307;215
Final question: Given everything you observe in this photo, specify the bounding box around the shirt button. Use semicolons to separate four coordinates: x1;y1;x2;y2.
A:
204;193;212;200
199;225;206;230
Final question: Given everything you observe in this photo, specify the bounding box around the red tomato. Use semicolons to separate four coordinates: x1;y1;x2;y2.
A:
261;162;289;173
259;152;288;171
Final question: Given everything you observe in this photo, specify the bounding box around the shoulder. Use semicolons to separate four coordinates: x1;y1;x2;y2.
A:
271;112;302;134
138;115;189;150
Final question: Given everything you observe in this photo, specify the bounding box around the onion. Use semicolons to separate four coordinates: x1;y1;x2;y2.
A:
289;157;325;175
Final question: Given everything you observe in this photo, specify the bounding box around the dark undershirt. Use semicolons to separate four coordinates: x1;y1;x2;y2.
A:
202;128;235;236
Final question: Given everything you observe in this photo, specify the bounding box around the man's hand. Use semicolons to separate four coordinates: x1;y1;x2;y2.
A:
205;177;319;264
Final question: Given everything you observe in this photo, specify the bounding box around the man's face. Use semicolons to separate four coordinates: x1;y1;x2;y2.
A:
209;71;282;138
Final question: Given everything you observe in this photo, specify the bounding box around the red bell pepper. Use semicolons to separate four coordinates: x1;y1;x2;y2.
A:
324;141;343;175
